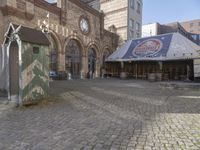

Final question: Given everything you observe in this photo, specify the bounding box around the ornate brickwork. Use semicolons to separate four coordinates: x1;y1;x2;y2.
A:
0;0;119;78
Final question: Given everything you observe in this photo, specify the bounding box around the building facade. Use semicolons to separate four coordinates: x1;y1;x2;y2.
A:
81;0;143;44
81;0;100;11
0;0;119;79
100;0;143;44
142;21;200;45
180;19;200;34
142;23;160;37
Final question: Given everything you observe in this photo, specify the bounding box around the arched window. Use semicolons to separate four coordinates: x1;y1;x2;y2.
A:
65;39;81;79
88;48;96;73
49;35;58;71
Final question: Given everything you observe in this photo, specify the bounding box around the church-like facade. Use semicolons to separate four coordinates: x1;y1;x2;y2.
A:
0;0;119;79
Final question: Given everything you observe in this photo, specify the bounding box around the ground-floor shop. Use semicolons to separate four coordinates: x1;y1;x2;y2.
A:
106;33;200;81
105;60;194;81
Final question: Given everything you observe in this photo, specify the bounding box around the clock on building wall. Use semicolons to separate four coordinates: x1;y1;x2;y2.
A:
79;16;90;35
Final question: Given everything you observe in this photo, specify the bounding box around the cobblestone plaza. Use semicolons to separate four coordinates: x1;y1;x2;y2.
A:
1;79;200;150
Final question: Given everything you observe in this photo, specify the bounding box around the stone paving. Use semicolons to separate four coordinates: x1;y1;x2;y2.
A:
1;78;200;150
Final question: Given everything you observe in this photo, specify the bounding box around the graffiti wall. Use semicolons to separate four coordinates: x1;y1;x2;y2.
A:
21;42;49;103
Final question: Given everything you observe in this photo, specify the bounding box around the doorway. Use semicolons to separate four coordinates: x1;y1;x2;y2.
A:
88;48;96;78
9;41;19;101
66;39;81;79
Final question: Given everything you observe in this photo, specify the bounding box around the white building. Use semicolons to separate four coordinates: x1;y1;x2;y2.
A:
142;23;160;37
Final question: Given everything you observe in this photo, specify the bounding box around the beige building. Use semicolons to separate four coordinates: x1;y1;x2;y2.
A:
0;0;118;79
100;0;143;44
82;0;143;44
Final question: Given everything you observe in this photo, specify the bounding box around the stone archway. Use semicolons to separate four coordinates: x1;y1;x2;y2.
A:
88;48;96;78
87;43;100;78
65;39;82;79
48;31;62;72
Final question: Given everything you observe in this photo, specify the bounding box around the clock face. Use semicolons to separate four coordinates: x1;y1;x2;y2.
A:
80;18;89;34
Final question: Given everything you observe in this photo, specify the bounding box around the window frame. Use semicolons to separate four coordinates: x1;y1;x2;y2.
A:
136;1;141;14
130;0;135;9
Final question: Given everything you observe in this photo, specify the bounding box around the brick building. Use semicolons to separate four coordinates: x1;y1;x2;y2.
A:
180;19;200;34
0;0;119;79
142;21;200;45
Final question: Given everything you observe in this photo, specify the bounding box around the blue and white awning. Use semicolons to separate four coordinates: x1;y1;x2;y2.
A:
106;33;200;62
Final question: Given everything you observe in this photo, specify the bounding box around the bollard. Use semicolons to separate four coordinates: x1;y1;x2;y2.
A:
68;73;71;80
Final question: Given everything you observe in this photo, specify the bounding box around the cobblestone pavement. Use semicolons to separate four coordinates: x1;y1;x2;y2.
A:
1;78;200;150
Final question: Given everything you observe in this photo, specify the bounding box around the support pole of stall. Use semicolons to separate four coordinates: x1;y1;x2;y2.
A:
121;61;124;72
186;65;191;81
158;61;163;81
120;61;127;79
136;63;138;79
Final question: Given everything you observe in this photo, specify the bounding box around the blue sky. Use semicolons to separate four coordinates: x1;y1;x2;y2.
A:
143;0;200;25
46;0;200;25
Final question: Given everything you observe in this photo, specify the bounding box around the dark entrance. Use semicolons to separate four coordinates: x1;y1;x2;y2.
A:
49;35;58;71
9;41;19;100
88;48;96;78
66;39;81;79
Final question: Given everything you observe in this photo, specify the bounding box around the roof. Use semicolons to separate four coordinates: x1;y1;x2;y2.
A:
4;24;50;46
13;24;50;45
107;33;200;62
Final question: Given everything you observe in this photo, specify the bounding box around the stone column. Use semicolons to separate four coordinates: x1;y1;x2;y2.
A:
81;55;88;79
58;53;65;71
95;57;100;78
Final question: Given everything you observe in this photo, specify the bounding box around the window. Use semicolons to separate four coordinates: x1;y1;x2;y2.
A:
33;47;40;54
136;32;140;38
190;23;194;27
129;19;134;30
130;0;134;9
137;2;141;14
198;22;200;26
191;35;197;40
129;30;134;38
136;22;140;31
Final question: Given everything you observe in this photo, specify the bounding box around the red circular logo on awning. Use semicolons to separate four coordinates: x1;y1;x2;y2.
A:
133;39;163;57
